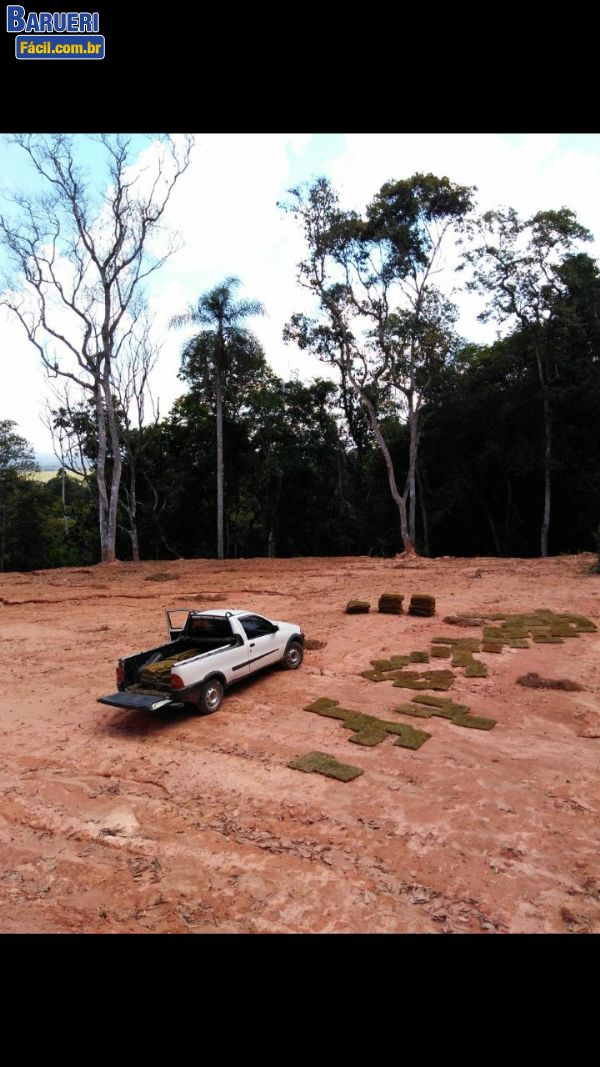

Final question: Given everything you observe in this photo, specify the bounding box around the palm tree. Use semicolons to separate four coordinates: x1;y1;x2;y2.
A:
171;277;264;559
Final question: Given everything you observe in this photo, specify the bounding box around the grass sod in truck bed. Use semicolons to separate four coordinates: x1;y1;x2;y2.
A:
287;751;364;782
304;698;431;750
138;647;199;691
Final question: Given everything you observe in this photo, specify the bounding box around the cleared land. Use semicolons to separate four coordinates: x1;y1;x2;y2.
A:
0;554;599;933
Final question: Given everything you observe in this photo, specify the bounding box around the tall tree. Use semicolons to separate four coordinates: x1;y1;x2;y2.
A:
464;207;591;556
0;133;192;562
171;277;264;559
282;175;472;554
0;420;36;571
364;175;473;542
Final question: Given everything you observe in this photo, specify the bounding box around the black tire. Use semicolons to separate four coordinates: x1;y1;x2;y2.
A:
195;677;225;715
282;640;304;670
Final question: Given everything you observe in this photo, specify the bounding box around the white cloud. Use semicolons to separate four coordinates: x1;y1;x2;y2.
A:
2;133;600;454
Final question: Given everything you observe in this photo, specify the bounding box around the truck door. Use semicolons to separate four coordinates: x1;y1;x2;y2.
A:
165;608;190;642
238;615;283;674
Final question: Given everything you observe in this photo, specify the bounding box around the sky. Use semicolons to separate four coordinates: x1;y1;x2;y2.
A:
2;132;600;459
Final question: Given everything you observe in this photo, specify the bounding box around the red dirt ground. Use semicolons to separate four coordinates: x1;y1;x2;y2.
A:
1;554;599;934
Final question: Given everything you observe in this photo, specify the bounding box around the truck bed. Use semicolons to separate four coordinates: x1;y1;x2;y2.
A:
122;635;238;692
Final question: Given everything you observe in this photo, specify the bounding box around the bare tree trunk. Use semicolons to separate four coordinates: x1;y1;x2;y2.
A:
95;385;111;563
216;351;224;560
103;371;123;564
541;384;551;558
503;475;512;557
416;460;430;557
479;492;502;557
532;343;552;558
129;460;140;562
406;399;418;543
359;389;414;555
0;504;6;572
61;466;68;537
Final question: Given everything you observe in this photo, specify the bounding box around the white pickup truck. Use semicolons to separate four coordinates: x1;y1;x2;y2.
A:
97;608;304;716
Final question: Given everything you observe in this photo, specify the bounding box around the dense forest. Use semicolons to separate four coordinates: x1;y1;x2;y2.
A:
1;138;599;572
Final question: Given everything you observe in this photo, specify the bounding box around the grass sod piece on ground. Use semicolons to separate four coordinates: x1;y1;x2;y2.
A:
465;662;488;677
288;751;364;782
304;698;431;750
481;641;505;653
454;638;482;652
409;650;430;663
444;615;488;627
390;654;412;668
564;614;597;633
407;695;496;730
452;712;497;730
431;644;452;658
517;672;584;692
391;669;455;691
346;600;371;614
409;694;453;708
371;658;395;672
451;649;476;668
304;639;327;651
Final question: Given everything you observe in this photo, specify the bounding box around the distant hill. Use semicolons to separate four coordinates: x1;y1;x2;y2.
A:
26;469;84;483
35;452;61;470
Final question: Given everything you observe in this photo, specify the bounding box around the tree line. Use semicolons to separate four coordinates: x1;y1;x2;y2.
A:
0;135;599;571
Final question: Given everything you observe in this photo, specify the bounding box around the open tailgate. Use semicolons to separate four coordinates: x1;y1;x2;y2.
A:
97;691;174;712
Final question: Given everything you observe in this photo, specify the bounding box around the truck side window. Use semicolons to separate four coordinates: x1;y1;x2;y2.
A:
240;615;274;639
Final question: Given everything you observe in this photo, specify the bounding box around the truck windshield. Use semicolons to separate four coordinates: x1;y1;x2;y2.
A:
186;615;233;640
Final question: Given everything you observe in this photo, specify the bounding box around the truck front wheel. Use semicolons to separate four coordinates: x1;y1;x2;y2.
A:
196;678;224;715
282;640;304;670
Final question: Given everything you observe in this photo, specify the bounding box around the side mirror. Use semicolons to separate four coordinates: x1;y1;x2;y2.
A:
271;625;279;633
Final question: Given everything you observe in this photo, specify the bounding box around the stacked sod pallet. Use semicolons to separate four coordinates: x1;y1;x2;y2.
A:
408;594;436;617
345;600;370;614
378;593;404;615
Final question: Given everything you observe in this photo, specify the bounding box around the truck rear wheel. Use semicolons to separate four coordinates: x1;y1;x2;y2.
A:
196;678;224;715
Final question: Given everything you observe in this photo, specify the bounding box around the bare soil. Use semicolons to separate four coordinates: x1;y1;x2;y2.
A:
1;553;599;934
